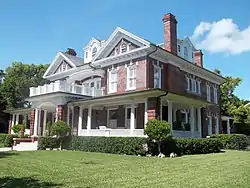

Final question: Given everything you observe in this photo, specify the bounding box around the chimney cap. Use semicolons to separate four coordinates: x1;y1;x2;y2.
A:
162;13;177;23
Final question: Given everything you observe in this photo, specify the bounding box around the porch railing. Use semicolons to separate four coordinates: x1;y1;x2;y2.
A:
29;80;104;97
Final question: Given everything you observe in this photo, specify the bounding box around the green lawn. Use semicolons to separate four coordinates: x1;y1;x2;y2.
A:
0;150;249;188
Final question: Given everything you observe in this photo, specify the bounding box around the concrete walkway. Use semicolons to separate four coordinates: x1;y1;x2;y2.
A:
0;147;12;152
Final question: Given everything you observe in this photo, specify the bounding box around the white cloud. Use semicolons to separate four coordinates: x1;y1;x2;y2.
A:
191;19;250;55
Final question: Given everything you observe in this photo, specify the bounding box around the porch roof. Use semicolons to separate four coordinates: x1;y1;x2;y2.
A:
4;107;32;114
68;88;165;106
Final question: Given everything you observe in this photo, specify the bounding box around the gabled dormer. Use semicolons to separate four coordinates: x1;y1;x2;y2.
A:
43;50;84;81
83;38;105;63
177;37;196;63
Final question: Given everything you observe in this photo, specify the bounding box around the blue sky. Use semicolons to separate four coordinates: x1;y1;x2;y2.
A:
0;0;250;99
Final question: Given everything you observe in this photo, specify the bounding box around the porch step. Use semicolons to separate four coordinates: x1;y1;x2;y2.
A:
12;141;38;151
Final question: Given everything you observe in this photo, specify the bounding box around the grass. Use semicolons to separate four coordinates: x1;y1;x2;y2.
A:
0;150;249;188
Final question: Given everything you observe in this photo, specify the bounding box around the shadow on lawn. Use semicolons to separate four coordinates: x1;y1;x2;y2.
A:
0;177;61;188
0;152;19;159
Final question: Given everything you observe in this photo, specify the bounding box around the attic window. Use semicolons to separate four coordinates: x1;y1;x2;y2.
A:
121;42;127;53
92;47;97;57
184;47;188;59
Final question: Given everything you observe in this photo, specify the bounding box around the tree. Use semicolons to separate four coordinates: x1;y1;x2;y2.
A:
0;62;49;109
144;119;172;155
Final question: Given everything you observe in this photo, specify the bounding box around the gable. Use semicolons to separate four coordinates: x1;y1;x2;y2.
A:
54;60;73;74
93;27;150;61
107;38;140;57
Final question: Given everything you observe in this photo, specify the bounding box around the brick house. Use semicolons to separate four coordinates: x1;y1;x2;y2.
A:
7;13;225;138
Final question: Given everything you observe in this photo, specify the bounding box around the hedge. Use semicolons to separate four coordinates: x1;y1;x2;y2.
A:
38;136;223;156
0;134;18;147
210;134;250;150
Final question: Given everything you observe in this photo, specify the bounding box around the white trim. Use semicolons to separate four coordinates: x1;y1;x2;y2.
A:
214;87;218;104
87;106;92;130
215;117;219;134
43;52;77;78
125;106;137;129
144;98;148;128
43;110;47;136
126;63;136;91
92;27;150;61
78;106;83;135
108;68;118;94
153;63;161;88
208;116;212;135
107;108;118;129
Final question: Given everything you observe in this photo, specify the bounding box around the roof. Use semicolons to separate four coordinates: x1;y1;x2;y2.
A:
61;52;85;67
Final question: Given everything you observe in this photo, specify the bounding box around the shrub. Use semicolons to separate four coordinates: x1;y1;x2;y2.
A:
38;137;60;150
11;124;25;134
0;134;19;147
144;120;172;154
51;121;70;137
210;134;249;150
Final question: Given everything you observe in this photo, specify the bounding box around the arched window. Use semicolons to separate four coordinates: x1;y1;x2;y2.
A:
120;42;127;53
184;47;188;59
92;47;97;57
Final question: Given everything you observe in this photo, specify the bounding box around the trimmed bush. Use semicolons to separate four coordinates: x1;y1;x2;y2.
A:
39;136;223;156
148;138;222;156
210;134;249;150
0;134;19;147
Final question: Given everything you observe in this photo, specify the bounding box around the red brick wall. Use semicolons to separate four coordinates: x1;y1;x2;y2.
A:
29;110;35;136
57;105;67;122
137;103;145;129
8;118;12;134
162;13;177;55
147;97;159;120
194;50;203;67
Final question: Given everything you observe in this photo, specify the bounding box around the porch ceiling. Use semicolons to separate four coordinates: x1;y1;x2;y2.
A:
4;108;32;115
67;69;105;83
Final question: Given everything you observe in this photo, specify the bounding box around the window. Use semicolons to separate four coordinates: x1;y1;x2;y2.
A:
109;109;118;120
85;52;88;58
127;65;136;90
178;45;180;52
109;70;117;93
126;108;137;119
114;48;119;55
192;52;194;58
214;87;218;104
121;42;127;53
154;65;161;88
92;47;97;57
184;46;188;59
187;77;200;94
62;62;67;71
207;85;211;102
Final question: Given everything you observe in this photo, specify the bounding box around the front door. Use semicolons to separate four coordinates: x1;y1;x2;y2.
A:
125;107;137;129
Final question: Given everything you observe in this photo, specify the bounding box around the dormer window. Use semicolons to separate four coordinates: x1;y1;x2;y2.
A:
121;42;127;53
184;47;188;59
85;52;88;59
92;47;97;57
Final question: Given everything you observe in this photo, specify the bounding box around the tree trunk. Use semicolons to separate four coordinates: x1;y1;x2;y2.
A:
157;142;161;154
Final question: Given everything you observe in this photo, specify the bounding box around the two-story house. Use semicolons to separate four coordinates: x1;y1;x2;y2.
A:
7;13;225;138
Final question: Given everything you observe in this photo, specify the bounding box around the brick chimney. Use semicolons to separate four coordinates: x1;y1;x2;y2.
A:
194;50;203;67
162;13;178;55
65;48;77;56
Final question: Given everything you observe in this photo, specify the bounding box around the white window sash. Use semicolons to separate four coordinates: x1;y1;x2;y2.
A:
207;85;211;102
126;66;136;90
214;87;218;104
109;71;117;93
154;66;161;88
186;77;190;91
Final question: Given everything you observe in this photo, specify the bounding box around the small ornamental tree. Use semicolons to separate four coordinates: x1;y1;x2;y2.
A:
144;119;172;155
12;124;25;137
51;120;71;150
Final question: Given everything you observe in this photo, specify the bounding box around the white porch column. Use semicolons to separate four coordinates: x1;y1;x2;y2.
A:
130;103;135;135
11;114;15;134
227;119;230;134
67;106;70;125
43;110;47;136
33;109;39;136
197;107;202;138
144;98;148;128
15;114;20;125
167;100;173;130
55;107;59;122
190;106;195;137
71;106;74;129
78;106;83;136
87;105;92;131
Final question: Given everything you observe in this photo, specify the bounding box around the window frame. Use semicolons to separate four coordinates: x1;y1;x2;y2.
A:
92;47;97;57
214;87;218;104
153;64;161;88
126;65;136;90
207;85;211;102
120;42;127;53
108;69;117;93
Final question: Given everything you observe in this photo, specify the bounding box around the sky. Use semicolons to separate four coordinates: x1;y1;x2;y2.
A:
0;0;250;99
